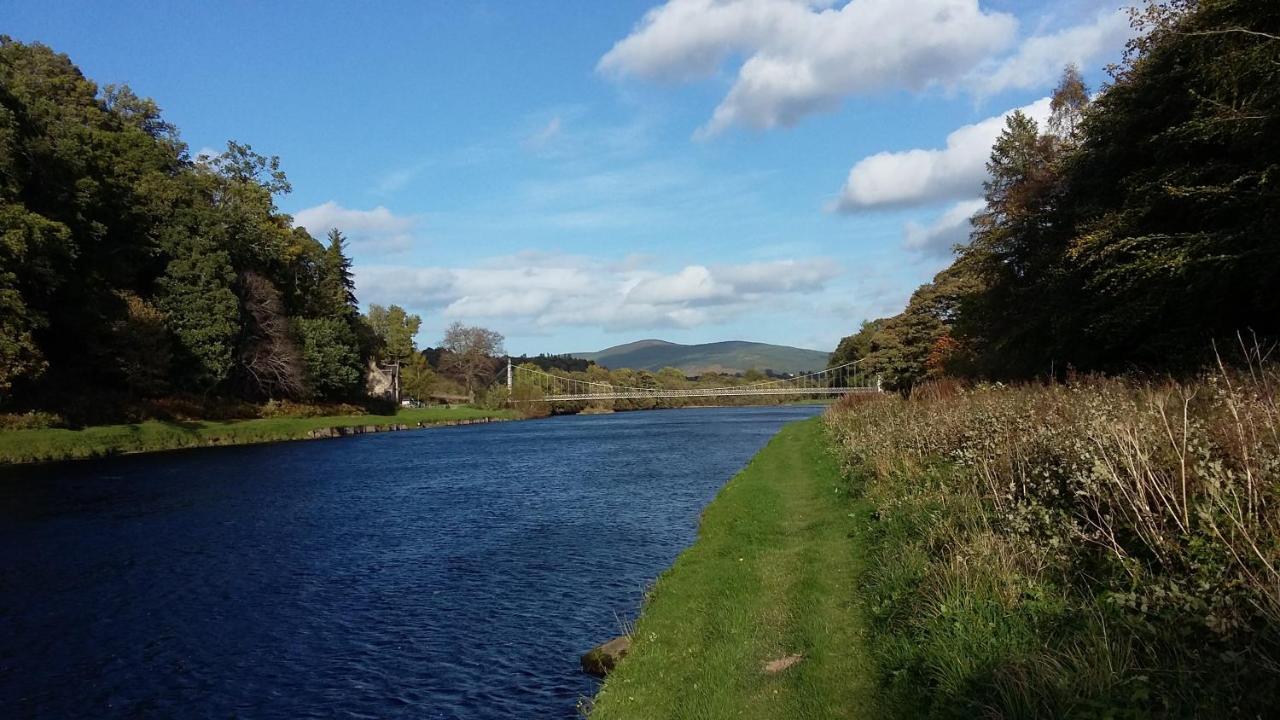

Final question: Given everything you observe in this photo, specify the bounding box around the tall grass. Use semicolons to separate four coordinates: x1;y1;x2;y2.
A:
826;355;1280;717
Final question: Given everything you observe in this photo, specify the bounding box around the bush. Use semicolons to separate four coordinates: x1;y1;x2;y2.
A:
256;399;369;419
142;395;260;422
827;360;1280;717
0;411;66;430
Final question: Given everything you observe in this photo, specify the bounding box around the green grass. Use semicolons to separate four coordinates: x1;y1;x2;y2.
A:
589;418;877;720
0;406;516;465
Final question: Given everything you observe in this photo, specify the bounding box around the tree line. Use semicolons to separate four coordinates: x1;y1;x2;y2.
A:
0;37;433;423
831;0;1278;390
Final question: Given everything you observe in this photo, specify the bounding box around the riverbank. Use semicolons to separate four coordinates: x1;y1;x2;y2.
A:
589;418;877;719
825;370;1280;717
0;406;518;465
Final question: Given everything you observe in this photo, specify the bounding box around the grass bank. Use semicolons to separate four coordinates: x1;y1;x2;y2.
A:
589;418;877;719
0;406;517;465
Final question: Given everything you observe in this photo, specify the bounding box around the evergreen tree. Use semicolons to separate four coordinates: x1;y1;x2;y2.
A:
294;317;364;399
319;228;358;318
156;237;240;391
959;110;1068;378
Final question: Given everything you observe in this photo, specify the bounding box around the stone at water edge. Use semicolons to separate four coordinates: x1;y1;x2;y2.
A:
581;636;631;677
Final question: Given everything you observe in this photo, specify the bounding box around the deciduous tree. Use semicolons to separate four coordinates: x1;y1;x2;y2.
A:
365;304;422;365
236;272;304;399
438;322;504;398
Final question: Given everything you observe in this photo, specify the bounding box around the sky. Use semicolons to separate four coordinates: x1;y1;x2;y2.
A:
4;0;1134;355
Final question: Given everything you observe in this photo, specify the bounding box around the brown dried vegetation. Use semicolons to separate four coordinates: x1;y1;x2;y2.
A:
827;348;1280;716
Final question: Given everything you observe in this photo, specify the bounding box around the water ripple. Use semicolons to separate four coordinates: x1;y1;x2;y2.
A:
0;406;821;718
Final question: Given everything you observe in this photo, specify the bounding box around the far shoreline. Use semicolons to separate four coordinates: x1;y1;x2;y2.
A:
0;407;519;467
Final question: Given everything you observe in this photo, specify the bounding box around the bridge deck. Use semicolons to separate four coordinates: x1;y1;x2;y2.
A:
535;387;878;402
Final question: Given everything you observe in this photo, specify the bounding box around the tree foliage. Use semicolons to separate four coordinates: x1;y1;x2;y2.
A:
155;237;240;391
294;317;364;399
0;37;388;414
365;304;422;365
832;0;1279;390
399;353;438;402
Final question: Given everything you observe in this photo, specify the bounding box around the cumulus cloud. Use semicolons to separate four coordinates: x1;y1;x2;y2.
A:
600;0;1018;137
601;1;1133;136
627;265;727;304
292;201;420;254
904;198;985;255
717;259;842;293
836;95;1051;211
967;9;1133;96
355;255;840;332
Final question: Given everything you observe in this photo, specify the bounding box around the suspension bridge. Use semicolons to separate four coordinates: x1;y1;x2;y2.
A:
505;359;879;402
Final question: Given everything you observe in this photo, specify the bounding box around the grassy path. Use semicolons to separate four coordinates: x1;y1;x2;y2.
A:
0;406;516;465
590;418;876;719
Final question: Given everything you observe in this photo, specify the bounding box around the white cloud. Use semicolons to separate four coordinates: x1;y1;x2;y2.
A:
192;146;220;164
836;95;1051;211
524;116;563;150
601;1;1132;136
967;9;1133;96
627;265;728;304
292;201;420;254
600;0;1019;136
904;198;984;255
717;259;840;292
354;254;840;333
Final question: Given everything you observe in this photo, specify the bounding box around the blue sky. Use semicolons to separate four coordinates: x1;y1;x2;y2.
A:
5;1;1132;354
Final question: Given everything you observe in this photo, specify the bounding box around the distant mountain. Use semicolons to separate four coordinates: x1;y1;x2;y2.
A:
572;339;830;375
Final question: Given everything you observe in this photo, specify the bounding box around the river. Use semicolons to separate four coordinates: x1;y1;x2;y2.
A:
0;405;824;719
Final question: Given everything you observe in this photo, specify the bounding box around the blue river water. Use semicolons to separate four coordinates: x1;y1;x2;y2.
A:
0;405;823;719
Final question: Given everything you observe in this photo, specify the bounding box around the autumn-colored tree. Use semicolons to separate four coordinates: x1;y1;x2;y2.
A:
111;293;172;396
1048;63;1089;140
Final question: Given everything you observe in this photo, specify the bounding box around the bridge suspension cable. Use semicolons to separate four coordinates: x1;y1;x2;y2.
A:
505;359;880;402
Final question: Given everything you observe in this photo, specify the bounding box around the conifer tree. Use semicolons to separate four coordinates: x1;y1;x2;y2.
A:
156;237;240;391
319;228;358;318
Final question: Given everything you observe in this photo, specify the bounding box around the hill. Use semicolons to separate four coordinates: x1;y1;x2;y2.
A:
573;340;830;375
